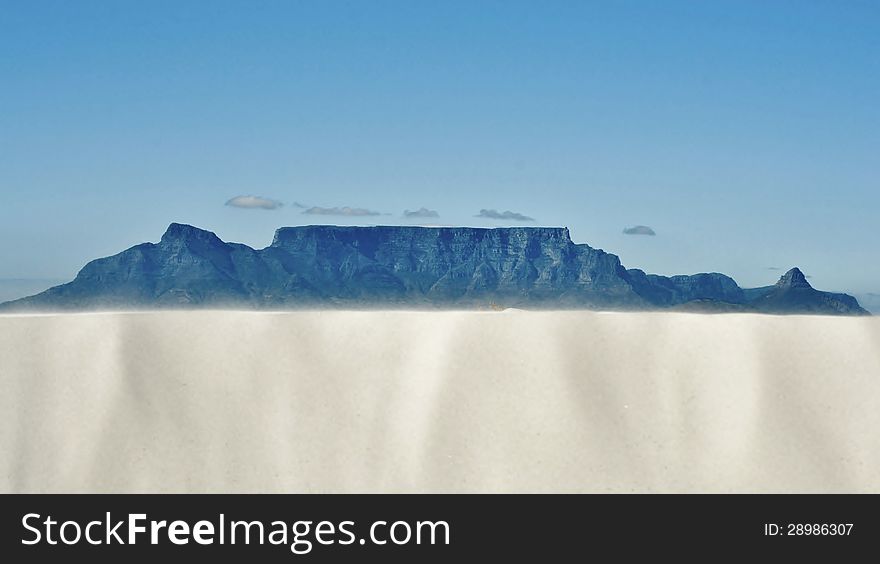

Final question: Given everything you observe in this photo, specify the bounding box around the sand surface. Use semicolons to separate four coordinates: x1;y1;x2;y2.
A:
1;310;879;493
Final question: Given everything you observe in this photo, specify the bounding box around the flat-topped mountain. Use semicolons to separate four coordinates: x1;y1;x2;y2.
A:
0;223;868;315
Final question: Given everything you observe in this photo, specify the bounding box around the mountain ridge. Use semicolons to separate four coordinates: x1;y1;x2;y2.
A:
0;223;869;315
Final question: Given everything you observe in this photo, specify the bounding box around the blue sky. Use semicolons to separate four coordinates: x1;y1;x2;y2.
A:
1;0;877;298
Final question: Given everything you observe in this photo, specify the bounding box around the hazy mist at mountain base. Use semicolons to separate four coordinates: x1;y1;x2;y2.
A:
1;311;879;493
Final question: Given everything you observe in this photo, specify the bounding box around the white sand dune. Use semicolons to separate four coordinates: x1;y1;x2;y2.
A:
1;311;879;493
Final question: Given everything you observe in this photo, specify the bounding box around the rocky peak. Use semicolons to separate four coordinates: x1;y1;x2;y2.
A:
160;223;225;247
775;267;812;289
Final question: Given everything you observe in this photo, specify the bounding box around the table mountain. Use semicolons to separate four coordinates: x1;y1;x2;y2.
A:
0;223;868;315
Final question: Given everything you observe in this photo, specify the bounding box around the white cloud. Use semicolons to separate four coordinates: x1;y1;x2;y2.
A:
622;225;656;236
476;209;534;221
403;207;440;218
225;195;283;210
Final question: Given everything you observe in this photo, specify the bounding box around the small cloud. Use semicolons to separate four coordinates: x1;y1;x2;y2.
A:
476;209;535;222
225;195;283;210
292;201;308;209
766;267;783;271
622;225;656;236
403;207;440;219
303;206;382;216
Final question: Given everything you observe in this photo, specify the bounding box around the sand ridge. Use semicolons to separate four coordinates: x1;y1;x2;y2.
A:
1;310;878;493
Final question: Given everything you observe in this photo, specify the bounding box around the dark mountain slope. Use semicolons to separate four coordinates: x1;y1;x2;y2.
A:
0;224;868;315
